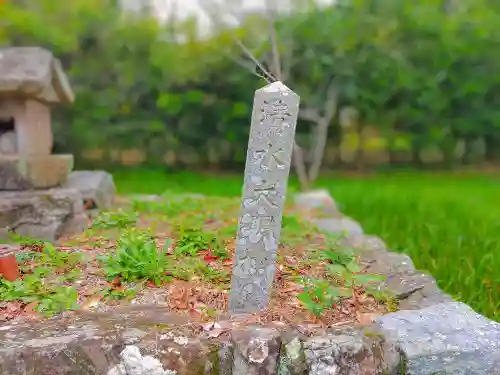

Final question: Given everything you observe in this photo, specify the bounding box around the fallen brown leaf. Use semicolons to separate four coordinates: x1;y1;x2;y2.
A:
23;301;39;314
356;311;381;325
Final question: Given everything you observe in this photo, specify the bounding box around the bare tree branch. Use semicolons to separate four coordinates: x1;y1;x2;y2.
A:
199;0;275;83
298;108;321;123
232;38;275;83
221;49;271;82
292;143;310;191
264;0;282;80
307;119;329;183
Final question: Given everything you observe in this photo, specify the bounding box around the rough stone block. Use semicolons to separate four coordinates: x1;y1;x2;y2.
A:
375;302;500;375
398;283;454;311
294;189;338;215
0;188;87;241
231;328;281;375
0;154;73;190
58;212;89;239
361;250;416;275
340;234;387;252
313;217;364;236
278;336;307;375
303;328;400;375
64;170;116;211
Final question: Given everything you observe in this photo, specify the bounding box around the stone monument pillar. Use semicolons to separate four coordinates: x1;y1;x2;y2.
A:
228;81;300;314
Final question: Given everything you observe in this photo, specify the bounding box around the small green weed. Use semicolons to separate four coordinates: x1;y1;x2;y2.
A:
100;229;173;286
132;194;206;217
100;285;138;301
39;242;82;269
297;236;385;317
7;233;44;251
6;243;83;316
281;214;315;246
298;278;352;317
91;209;137;230
175;228;228;259
173;258;229;283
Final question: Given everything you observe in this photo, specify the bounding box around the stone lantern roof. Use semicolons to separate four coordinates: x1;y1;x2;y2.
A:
0;46;74;105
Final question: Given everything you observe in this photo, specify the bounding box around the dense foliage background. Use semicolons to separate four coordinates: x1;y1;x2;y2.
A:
2;0;500;170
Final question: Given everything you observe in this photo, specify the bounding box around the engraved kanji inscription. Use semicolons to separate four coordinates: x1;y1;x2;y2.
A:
239;213;277;246
228;81;300;314
242;183;279;212
253;142;285;171
261;98;291;131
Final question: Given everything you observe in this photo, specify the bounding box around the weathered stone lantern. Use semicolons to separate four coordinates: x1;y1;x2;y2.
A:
0;47;115;242
0;46;74;189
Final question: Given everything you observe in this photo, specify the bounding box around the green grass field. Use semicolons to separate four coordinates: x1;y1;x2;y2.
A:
113;168;500;321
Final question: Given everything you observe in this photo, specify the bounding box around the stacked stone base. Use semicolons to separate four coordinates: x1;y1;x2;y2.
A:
0;188;88;242
0;154;73;190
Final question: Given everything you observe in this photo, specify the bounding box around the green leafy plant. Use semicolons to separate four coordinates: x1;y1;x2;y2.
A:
15;251;40;263
39;242;82;269
173;258;229;283
7;233;44;251
0;269;79;317
298;236;385;317
100;229;173;286
297;278;351;317
91;210;138;230
281;214;315;245
100;286;138;301
174;228;227;258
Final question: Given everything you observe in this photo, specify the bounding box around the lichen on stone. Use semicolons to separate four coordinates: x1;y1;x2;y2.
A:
107;345;177;375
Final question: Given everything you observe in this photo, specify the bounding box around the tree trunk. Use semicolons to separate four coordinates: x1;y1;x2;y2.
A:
484;135;500;162
462;138;474;164
308;121;330;184
293;143;310;191
387;134;398;165
440;136;458;167
354;124;365;170
411;139;424;166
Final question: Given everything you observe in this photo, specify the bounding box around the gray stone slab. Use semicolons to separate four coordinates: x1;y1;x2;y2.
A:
361;250;416;275
340;234;387;252
375;302;500;375
313;217;364;236
303;328;400;375
0;188;86;241
231;328;281;375
376;270;438;300
293;189;338;215
398;284;454;310
228;81;300;314
65;170;116;211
